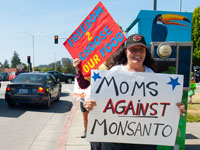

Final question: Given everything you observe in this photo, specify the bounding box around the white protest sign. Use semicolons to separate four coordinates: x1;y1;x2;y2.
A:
86;70;183;146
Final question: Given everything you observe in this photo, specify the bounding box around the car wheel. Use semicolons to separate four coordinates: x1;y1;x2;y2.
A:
45;95;51;109
66;78;72;84
55;91;61;102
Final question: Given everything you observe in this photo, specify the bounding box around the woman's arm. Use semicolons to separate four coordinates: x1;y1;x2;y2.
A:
76;70;90;89
73;58;90;89
176;102;186;116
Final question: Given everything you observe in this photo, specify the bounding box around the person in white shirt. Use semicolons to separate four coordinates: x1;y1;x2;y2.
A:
84;34;185;150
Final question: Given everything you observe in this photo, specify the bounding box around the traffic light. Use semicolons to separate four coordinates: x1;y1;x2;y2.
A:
27;56;31;64
54;35;58;44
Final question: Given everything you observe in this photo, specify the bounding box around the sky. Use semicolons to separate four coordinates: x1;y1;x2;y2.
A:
0;0;199;67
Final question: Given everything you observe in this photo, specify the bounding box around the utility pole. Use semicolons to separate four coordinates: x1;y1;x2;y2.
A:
54;53;56;71
23;32;40;72
180;0;182;12
153;0;157;10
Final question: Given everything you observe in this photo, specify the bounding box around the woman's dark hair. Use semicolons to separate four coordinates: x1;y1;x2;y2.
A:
105;45;125;69
144;49;157;72
112;46;157;72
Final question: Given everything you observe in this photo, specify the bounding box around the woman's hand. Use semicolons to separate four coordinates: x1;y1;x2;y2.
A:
73;58;81;69
83;99;97;111
176;102;186;116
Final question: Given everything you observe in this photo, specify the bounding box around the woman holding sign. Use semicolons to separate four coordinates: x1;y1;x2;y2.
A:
84;34;186;150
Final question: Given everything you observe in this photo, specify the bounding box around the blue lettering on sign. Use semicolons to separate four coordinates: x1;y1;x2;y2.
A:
116;32;124;42
100;31;106;40
89;42;96;51
84;47;91;57
78;25;112;60
80;24;88;33
94;6;104;18
90;14;97;23
104;25;112;35
105;43;112;52
99;32;125;57
72;34;79;43
67;5;104;48
79;52;86;61
68;38;73;47
100;48;106;57
94;36;101;45
78;26;125;62
85;19;92;29
111;37;118;47
76;28;83;38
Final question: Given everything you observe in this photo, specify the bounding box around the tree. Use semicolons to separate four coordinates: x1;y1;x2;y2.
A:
41;67;48;72
0;62;3;68
21;63;28;71
11;51;21;68
192;6;200;65
47;62;55;71
56;65;62;72
3;59;9;68
34;66;41;71
62;58;75;74
56;61;62;72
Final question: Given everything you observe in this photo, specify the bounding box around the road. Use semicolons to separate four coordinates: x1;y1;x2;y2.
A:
0;81;75;150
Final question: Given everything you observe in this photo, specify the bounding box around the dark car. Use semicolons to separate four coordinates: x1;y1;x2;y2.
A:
0;72;9;81
193;66;200;73
194;71;200;83
47;71;75;84
5;72;61;108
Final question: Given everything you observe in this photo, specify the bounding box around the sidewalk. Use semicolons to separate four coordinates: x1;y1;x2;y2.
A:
185;123;200;150
65;100;200;150
65;100;90;150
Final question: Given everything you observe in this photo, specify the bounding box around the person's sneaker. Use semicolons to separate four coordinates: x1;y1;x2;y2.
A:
81;130;87;138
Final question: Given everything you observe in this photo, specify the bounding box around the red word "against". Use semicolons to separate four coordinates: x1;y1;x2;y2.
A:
103;98;171;117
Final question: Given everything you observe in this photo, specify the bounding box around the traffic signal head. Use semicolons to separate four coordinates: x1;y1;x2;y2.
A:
54;35;58;44
27;56;31;64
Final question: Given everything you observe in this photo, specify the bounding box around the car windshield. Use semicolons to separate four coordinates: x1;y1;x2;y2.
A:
0;72;6;75
13;74;44;84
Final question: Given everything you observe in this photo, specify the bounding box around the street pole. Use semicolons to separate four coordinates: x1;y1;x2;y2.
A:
180;0;182;12
55;53;56;71
32;35;35;72
153;0;157;10
23;32;39;72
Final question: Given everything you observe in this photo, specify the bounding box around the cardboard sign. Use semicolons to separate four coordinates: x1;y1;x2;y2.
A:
87;70;183;146
63;1;126;78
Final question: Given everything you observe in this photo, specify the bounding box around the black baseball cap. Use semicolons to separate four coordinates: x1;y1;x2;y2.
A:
125;34;148;49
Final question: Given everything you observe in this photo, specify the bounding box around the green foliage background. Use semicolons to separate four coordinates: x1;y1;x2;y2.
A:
192;6;200;65
0;51;75;74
